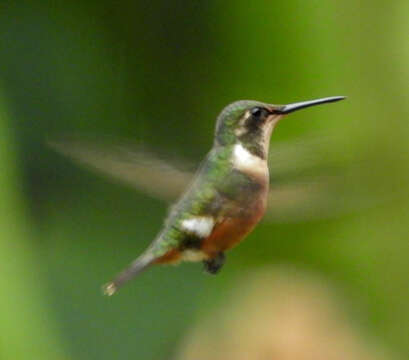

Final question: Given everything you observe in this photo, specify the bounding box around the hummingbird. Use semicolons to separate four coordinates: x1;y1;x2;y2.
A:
93;96;345;295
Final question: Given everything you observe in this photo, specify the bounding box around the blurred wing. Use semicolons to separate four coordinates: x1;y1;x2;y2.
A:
49;135;383;223
266;135;383;222
268;135;348;182
266;135;348;222
265;173;376;222
48;138;192;201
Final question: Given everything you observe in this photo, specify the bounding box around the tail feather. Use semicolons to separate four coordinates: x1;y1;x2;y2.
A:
102;252;155;296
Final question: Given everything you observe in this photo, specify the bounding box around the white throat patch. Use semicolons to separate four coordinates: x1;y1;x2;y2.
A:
232;143;265;173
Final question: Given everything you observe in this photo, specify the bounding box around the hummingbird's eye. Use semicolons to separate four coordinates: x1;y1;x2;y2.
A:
250;107;263;118
250;107;268;121
244;106;269;132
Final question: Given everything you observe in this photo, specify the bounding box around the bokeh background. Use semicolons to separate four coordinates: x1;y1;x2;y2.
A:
1;1;408;359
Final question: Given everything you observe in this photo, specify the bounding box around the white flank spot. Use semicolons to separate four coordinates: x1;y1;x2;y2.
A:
233;143;264;170
181;217;214;238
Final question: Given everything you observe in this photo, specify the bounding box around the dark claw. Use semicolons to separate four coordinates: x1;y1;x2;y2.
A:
203;252;225;274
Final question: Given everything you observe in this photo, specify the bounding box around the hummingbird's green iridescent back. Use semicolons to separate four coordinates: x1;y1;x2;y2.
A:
149;145;237;257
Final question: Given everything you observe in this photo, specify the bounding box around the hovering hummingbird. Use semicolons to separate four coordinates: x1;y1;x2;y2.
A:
97;96;345;295
50;96;347;295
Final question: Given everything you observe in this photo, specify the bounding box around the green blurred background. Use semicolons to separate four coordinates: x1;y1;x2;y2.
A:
0;1;408;359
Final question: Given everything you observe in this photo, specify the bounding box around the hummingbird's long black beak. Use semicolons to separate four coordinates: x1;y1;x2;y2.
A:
273;96;346;114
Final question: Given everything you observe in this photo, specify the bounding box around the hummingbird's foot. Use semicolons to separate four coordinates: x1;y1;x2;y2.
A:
203;252;225;274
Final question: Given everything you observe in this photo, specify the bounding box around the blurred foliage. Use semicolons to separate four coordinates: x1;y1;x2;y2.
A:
0;1;408;359
178;267;395;360
0;95;67;359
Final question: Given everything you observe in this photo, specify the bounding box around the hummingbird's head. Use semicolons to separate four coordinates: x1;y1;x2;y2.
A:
214;97;346;159
214;100;281;158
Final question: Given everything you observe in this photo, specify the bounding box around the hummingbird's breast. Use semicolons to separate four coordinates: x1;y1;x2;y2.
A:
199;148;270;256
151;145;270;263
201;174;268;256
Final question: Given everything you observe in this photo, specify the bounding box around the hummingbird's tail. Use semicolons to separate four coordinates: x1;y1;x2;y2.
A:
102;252;155;296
